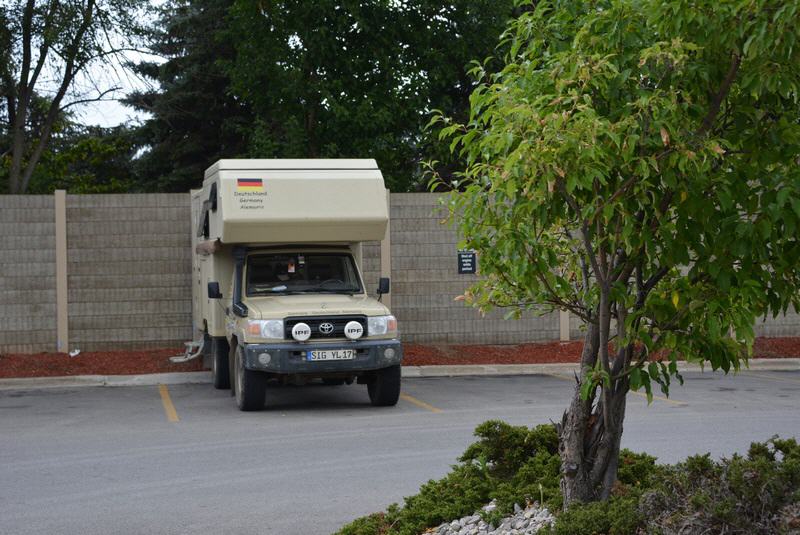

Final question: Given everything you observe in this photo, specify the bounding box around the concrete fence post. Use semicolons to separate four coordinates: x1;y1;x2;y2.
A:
559;309;570;342
380;189;392;310
54;190;69;353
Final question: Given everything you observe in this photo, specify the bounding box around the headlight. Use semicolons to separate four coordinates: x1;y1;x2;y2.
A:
367;315;397;337
246;319;284;340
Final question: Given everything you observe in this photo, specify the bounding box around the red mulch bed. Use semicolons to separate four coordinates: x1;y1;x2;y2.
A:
403;341;584;366
0;349;203;379
753;337;800;358
404;337;800;366
0;337;798;379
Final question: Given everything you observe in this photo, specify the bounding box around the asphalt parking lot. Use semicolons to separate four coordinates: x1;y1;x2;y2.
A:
1;370;799;535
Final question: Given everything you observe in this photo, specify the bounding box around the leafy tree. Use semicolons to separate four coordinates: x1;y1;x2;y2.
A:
125;0;251;192
432;0;800;506
225;0;515;191
26;124;138;193
1;0;149;193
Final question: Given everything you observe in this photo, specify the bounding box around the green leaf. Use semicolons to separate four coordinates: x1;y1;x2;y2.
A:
630;366;642;390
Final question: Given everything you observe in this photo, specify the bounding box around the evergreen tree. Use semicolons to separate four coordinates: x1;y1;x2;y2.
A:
126;0;250;192
225;0;515;191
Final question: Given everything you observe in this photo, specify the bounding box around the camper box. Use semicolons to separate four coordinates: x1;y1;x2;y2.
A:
191;159;390;338
189;159;401;411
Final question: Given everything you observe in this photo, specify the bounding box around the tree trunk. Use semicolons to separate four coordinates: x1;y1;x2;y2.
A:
558;322;630;507
8;83;28;193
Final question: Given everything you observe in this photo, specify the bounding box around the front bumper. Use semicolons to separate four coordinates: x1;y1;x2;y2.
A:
242;339;402;374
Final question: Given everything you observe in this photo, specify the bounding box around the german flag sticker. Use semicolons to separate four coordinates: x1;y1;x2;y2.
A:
237;178;263;191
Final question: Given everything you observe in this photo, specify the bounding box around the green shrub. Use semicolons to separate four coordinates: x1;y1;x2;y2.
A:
459;420;559;479
337;460;495;535
333;420;560;535
490;449;563;512
616;449;659;490
640;437;800;534
336;512;391;535
461;420;562;514
335;422;800;535
390;463;495;535
549;496;642;535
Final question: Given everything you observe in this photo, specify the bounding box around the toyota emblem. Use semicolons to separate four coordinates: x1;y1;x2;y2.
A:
319;322;335;335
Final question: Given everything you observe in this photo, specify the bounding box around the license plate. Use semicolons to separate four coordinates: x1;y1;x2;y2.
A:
306;349;356;361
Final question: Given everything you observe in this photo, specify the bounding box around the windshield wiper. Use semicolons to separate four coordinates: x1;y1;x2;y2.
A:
250;289;306;295
300;287;360;293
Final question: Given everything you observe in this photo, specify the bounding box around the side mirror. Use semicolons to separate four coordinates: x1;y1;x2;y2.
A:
207;281;222;299
377;277;390;296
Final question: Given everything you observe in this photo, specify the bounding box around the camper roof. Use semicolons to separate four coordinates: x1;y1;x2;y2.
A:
198;159;388;244
204;159;378;179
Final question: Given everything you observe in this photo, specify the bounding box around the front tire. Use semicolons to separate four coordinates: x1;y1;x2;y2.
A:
211;338;230;390
367;365;401;406
234;346;266;411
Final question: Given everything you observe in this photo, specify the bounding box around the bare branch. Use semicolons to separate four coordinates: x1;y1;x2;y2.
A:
59;86;121;111
19;0;35;90
27;1;61;94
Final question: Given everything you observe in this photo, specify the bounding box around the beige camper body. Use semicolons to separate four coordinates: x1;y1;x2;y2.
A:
201;159;388;243
191;159;401;411
191;159;389;337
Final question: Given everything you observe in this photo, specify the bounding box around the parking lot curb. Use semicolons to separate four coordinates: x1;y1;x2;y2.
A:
0;359;796;390
402;363;582;377
737;358;800;370
401;358;800;377
0;372;213;390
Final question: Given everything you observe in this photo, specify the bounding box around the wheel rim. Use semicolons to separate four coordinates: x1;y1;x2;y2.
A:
212;350;218;377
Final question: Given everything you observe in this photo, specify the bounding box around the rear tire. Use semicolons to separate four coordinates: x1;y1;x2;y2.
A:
234;346;267;411
211;338;230;390
367;365;401;406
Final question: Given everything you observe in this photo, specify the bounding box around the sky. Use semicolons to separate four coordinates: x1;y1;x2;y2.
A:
68;49;161;128
75;98;147;128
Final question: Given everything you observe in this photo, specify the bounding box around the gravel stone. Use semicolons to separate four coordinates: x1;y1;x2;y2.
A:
482;499;498;513
432;502;555;535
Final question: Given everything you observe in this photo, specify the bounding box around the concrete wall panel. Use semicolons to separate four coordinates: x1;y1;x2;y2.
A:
65;194;193;351
1;192;797;353
755;308;800;337
0;196;56;352
389;194;558;344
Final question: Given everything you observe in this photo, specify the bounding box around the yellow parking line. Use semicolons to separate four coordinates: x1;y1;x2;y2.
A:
158;384;179;422
400;392;442;413
741;371;800;386
544;373;687;406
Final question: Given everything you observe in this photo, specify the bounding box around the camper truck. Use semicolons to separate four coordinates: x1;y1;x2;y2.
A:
189;159;401;411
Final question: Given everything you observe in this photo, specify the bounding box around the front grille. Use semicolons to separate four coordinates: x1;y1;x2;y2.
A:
284;315;367;340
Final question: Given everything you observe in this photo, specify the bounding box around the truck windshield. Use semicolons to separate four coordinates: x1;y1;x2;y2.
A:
246;253;363;296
